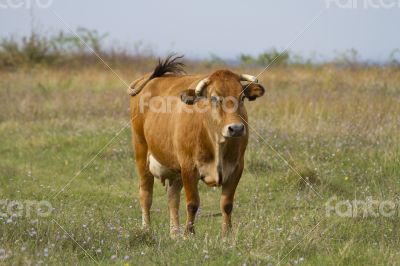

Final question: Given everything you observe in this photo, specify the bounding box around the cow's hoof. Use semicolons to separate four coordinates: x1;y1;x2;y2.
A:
142;224;151;232
221;227;236;241
221;231;231;239
184;227;195;238
170;227;182;239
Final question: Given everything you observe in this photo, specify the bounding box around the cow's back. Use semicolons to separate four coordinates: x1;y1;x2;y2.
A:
130;74;206;171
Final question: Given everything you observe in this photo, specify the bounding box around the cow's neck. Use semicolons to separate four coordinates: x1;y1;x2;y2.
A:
200;121;241;185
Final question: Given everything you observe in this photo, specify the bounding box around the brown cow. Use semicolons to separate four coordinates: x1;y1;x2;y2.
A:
129;55;265;237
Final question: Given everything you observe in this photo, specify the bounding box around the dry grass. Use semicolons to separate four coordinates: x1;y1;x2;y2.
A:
1;64;400;265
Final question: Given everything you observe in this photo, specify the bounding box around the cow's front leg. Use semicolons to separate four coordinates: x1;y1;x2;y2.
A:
181;167;200;235
220;166;242;236
168;178;183;238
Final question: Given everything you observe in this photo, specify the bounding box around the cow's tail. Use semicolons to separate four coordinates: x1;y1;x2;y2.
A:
127;54;185;96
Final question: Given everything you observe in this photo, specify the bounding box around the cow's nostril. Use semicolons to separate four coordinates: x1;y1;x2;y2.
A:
227;123;245;135
223;123;246;138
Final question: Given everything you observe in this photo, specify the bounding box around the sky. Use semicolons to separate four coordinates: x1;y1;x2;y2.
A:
0;0;399;61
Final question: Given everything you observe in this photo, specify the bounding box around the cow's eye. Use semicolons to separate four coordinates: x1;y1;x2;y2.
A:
240;94;246;102
211;96;219;103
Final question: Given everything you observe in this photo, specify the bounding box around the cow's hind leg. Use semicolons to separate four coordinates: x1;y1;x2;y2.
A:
168;179;183;238
134;139;154;230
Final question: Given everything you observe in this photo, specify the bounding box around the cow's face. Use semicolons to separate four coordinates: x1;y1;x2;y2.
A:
181;70;265;142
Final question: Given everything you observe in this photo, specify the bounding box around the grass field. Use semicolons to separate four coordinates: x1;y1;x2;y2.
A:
1;64;400;265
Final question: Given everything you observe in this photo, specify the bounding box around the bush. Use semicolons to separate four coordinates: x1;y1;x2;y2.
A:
257;49;289;67
0;28;109;69
239;49;290;67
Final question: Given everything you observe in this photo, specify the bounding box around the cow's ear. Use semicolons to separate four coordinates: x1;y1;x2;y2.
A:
243;83;265;101
180;89;199;105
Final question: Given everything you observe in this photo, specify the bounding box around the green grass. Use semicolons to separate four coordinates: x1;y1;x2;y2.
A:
1;66;400;265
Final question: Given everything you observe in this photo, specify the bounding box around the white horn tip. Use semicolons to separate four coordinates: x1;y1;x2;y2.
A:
195;78;210;96
127;88;138;96
241;74;258;83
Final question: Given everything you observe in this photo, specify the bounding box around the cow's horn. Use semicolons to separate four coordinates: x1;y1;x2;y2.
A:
195;78;210;97
240;74;258;83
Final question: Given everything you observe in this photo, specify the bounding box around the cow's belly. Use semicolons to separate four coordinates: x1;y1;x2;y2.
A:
148;154;179;183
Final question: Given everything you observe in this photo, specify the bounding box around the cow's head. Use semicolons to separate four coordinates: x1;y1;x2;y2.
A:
180;70;265;142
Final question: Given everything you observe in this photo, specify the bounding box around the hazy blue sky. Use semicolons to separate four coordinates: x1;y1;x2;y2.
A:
1;0;399;61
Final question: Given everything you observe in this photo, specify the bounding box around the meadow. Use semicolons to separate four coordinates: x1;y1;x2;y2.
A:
1;62;400;265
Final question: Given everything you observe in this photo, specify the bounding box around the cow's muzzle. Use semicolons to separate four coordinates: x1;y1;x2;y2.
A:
222;123;246;138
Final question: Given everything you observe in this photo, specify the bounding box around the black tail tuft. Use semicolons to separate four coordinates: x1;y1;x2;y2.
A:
149;54;185;80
